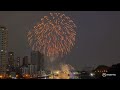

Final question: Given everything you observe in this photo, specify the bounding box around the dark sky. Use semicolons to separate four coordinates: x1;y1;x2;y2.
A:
0;11;120;70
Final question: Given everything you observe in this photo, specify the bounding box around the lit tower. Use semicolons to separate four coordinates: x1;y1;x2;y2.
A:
0;26;8;74
8;52;14;67
16;57;20;67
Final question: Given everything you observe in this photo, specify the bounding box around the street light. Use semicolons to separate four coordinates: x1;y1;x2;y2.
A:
0;75;3;79
1;50;3;52
90;73;95;77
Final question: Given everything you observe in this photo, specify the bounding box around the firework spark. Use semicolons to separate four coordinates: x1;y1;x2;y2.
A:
27;13;76;57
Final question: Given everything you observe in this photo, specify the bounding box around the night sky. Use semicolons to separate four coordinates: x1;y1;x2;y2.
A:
0;11;120;70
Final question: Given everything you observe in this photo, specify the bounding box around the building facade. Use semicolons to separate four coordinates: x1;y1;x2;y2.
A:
21;66;29;75
8;52;14;67
28;64;37;75
16;57;20;67
31;51;44;72
23;56;28;66
0;26;8;74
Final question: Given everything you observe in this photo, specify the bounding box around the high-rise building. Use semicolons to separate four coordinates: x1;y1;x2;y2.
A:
31;51;44;71
21;66;29;75
8;52;14;67
23;56;28;66
0;26;8;74
28;64;37;75
16;57;20;67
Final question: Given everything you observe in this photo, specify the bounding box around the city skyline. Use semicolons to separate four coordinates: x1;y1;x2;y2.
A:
0;11;120;70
